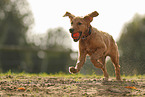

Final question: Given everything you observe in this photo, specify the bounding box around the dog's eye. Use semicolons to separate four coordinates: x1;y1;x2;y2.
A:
78;22;82;25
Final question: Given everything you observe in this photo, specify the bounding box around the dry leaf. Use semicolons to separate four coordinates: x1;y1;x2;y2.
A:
18;87;26;90
125;86;137;90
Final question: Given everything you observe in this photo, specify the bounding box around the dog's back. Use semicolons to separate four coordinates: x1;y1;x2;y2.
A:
79;27;117;57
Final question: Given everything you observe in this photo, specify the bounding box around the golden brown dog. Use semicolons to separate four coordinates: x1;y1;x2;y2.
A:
63;11;121;81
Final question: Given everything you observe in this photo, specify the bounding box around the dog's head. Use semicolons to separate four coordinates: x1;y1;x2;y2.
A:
63;11;99;42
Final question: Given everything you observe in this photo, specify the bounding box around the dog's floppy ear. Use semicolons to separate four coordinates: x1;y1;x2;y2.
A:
84;11;99;22
63;12;75;21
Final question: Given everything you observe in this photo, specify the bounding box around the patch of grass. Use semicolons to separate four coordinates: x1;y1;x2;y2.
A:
0;70;145;79
122;74;145;80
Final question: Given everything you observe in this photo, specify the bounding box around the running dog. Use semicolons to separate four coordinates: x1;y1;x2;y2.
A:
63;11;121;80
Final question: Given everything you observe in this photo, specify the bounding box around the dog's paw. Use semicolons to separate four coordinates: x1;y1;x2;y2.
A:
69;67;77;74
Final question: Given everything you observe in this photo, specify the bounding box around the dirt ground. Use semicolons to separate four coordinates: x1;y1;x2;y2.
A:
0;74;145;97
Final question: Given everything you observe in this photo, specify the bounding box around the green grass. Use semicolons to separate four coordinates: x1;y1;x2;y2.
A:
0;72;100;79
121;74;145;80
0;70;145;79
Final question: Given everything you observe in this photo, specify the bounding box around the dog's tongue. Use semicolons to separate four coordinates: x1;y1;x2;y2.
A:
71;32;81;40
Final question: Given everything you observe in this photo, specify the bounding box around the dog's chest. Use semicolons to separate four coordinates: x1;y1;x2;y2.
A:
80;40;97;55
86;43;97;55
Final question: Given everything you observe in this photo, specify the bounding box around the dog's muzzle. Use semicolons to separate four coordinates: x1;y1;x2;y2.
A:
71;32;82;42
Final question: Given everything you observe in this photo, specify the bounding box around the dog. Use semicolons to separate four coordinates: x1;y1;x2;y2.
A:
63;11;121;81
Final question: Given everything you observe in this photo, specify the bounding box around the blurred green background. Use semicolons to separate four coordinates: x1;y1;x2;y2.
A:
0;0;145;76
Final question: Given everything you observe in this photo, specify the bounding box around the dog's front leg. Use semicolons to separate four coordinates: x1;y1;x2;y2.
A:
91;45;107;68
69;51;87;74
91;47;109;80
91;42;107;61
91;48;105;61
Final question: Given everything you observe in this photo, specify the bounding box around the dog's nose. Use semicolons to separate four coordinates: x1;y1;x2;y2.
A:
69;28;74;33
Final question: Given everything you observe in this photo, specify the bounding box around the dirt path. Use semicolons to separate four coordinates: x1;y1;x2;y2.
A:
0;75;145;96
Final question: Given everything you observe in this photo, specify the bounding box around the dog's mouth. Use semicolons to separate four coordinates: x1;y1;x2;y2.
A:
71;32;82;42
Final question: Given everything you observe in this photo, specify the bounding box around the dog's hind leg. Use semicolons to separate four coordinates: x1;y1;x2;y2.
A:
91;56;109;81
100;56;109;81
110;46;121;81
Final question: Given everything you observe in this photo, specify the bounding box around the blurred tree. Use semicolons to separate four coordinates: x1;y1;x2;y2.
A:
0;0;75;74
42;27;72;50
0;0;33;72
107;14;145;76
40;27;74;73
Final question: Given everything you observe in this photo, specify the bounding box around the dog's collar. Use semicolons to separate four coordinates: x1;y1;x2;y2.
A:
81;26;92;39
